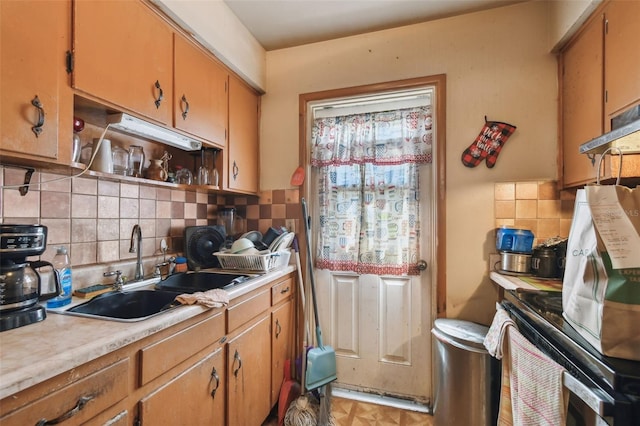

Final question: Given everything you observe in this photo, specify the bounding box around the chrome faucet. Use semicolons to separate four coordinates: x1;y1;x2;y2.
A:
129;224;144;280
104;270;124;291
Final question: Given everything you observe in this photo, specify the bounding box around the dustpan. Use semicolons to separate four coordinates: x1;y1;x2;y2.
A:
301;198;337;391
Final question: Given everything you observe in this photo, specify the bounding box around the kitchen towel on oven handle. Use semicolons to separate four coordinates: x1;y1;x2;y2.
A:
562;149;640;361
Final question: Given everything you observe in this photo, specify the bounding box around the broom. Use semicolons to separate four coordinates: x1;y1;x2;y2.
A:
284;236;317;425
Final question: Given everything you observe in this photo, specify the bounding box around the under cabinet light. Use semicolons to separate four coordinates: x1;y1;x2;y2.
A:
107;113;202;151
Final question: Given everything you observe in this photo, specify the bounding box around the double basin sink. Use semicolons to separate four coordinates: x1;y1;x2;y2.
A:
52;272;253;322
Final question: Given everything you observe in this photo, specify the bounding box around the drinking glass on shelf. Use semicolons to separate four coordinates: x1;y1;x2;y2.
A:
175;166;193;185
209;149;219;187
197;149;210;185
127;145;145;177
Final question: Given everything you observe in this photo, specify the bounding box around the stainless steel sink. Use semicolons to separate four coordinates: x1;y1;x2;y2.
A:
49;272;255;322
154;271;252;293
62;290;181;322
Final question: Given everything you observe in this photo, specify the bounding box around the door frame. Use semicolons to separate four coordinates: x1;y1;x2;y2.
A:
297;74;447;318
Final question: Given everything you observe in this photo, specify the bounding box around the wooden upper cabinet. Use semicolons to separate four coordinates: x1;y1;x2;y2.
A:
174;35;228;147
72;0;173;125
561;12;604;188
603;0;640;129
560;0;640;188
0;0;71;162
227;75;259;194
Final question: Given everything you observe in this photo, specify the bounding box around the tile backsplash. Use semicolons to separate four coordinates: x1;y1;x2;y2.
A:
0;166;299;283
494;180;576;245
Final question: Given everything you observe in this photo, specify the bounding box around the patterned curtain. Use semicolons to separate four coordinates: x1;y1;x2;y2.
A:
311;105;433;275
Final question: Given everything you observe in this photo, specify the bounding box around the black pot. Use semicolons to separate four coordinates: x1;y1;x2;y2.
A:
531;239;568;279
531;247;559;278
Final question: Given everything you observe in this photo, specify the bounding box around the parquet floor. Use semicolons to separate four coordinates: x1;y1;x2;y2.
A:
331;397;434;425
264;397;434;426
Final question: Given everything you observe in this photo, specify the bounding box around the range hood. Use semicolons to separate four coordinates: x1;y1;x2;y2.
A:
107;113;202;151
580;106;640;155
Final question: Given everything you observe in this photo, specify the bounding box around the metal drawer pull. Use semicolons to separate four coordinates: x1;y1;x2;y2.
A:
154;80;163;109
233;349;242;377
181;94;190;120
280;286;290;294
209;366;219;398
31;95;44;137
35;395;94;425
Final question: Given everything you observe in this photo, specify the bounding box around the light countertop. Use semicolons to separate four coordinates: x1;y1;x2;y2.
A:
489;271;563;292
0;265;295;400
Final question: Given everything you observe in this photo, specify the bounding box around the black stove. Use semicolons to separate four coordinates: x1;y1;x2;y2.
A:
502;290;640;425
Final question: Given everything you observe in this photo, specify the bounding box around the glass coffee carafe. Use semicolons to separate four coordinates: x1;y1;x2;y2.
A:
0;261;60;312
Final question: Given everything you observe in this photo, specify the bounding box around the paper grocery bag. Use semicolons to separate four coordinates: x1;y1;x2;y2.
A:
562;186;640;361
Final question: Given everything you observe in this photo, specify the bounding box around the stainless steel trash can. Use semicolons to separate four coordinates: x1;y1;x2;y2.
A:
431;319;499;426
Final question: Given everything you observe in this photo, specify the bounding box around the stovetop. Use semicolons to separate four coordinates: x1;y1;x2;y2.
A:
504;290;640;397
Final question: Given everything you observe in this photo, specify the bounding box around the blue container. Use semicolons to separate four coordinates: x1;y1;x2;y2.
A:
496;227;534;254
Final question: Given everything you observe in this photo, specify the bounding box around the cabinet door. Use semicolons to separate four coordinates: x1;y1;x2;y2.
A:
138;346;226;425
227;75;259;194
73;0;173;125
0;0;71;161
174;35;228;146
561;13;604;188
227;314;271;425
271;299;295;406
604;0;640;127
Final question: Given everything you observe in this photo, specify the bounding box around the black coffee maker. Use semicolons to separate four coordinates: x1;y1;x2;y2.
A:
0;224;61;331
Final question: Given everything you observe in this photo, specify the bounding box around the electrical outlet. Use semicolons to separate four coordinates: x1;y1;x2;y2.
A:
489;253;501;272
285;219;296;233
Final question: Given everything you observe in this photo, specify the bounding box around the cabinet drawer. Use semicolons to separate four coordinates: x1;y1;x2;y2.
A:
139;312;225;386
227;288;270;331
0;358;129;425
272;276;295;306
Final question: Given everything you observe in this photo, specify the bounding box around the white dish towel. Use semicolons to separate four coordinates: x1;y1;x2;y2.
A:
484;303;516;359
502;326;569;426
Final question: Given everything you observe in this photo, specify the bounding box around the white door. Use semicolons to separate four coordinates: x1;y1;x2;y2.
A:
306;88;438;406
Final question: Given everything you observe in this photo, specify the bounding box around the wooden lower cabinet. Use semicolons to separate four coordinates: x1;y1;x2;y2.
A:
271;299;295;406
227;314;272;426
138;346;226;425
0;273;297;425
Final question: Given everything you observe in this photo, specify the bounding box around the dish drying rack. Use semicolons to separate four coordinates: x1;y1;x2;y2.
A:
214;250;291;273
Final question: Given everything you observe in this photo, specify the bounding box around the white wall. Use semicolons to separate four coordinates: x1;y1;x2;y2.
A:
261;1;558;324
547;0;602;51
152;0;267;90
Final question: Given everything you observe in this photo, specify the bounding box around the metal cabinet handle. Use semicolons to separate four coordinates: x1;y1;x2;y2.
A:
154;80;164;109
35;395;94;425
31;95;44;137
275;319;282;338
209;366;219;398
181;94;190;120
280;286;290;294
232;161;239;181
232;349;242;377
